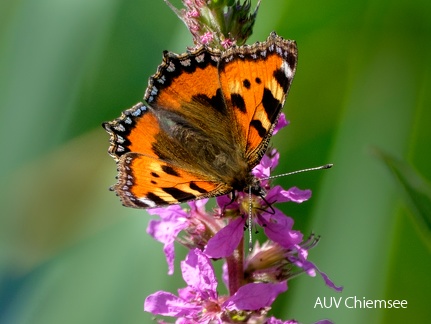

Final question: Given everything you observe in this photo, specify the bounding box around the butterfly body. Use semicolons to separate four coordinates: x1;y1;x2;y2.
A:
103;32;297;208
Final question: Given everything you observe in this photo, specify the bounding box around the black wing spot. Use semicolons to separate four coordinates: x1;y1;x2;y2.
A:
243;79;251;89
162;165;180;177
190;182;208;194
231;93;246;113
255;77;262;84
273;68;289;92
192;88;226;114
151;172;160;178
286;54;296;72
250;119;267;138
163;187;196;201
147;192;169;206
262;88;281;123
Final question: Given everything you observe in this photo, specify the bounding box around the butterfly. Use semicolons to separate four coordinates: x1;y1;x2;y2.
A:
103;32;297;208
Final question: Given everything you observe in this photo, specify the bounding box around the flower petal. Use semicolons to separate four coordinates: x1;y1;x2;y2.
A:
258;210;303;249
223;281;287;310
147;218;188;275
144;291;200;317
216;194;239;210
273;113;289;135
147;205;190;274
147;204;188;221
188;198;209;214
290;257;343;292
252;154;272;179
181;249;218;297
266;186;311;204
266;317;299;324
177;286;195;301
204;217;245;258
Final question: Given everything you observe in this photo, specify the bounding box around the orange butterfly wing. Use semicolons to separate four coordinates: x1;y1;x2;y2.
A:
115;152;225;208
103;102;229;208
218;32;297;167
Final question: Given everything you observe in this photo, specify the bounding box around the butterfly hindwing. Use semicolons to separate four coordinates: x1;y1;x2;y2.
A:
114;152;230;208
218;32;297;167
104;103;233;208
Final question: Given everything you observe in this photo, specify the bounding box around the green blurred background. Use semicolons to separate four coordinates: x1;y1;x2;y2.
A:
1;0;430;323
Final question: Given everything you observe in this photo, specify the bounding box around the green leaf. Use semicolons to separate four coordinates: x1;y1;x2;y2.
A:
373;148;431;250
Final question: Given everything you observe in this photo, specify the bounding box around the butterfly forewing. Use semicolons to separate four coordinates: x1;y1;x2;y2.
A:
103;102;160;161
218;33;297;167
146;45;246;178
104;103;233;208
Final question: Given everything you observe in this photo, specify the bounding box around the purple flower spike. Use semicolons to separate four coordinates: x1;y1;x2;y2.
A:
142;61;340;321
145;249;289;323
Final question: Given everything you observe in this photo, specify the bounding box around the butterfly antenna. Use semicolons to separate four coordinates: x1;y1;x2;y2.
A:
248;185;253;252
261;163;333;181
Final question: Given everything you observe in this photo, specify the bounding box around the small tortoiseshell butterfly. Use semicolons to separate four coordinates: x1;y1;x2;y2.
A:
103;32;297;208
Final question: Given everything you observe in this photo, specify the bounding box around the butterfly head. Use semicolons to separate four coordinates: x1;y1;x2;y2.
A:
229;169;265;196
229;172;268;207
249;176;266;198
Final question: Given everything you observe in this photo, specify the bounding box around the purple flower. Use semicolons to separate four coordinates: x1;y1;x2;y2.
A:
145;249;288;323
144;100;342;324
273;113;289;135
200;31;214;44
147;205;190;274
147;199;224;274
221;37;235;49
204;183;310;259
252;149;280;187
243;237;342;292
287;241;343;292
